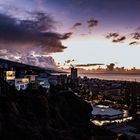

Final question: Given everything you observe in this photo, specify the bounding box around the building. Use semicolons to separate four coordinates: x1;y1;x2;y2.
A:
3;70;16;81
15;78;29;91
71;68;77;79
37;77;50;89
0;58;58;91
125;82;140;114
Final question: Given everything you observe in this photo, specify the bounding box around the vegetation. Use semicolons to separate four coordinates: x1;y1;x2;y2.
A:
0;84;117;140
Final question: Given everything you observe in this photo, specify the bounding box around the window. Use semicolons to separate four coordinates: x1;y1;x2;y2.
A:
20;85;25;89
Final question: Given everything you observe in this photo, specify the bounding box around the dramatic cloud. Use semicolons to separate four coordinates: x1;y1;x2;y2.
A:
106;33;119;39
75;63;104;67
112;36;126;43
106;33;126;43
0;49;57;69
72;22;82;29
59;32;73;40
106;32;140;45
87;19;98;28
21;55;57;69
127;31;140;46
87;19;98;33
131;32;140;40
129;41;140;46
0;12;70;53
0;8;72;69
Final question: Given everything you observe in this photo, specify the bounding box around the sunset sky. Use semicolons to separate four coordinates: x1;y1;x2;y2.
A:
0;0;140;69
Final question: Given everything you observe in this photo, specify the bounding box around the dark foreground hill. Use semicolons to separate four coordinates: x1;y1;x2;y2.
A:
0;84;115;140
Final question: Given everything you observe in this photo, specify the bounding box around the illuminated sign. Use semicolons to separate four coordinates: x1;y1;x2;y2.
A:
6;71;15;80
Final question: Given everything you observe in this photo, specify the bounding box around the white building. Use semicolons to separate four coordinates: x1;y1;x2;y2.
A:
37;77;50;89
15;78;29;91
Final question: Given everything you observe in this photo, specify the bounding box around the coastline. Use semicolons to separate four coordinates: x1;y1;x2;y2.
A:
79;73;140;82
79;72;140;75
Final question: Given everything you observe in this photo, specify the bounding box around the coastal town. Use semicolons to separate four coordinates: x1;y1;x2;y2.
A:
0;0;140;139
0;58;140;139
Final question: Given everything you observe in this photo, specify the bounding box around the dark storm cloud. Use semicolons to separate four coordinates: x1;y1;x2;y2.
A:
106;33;126;43
72;22;82;29
131;32;140;40
0;10;73;69
59;32;73;40
0;12;70;54
75;63;104;67
87;19;98;28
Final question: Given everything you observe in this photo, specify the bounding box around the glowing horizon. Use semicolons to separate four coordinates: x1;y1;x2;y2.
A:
0;0;140;69
51;36;140;69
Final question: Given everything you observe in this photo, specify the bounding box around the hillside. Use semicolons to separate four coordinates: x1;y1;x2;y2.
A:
0;84;115;140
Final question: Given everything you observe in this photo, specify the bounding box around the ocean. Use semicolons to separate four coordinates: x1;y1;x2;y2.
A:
79;73;140;82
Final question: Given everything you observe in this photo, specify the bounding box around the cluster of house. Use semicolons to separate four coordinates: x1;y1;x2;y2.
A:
0;58;79;92
1;58;139;116
1;69;57;91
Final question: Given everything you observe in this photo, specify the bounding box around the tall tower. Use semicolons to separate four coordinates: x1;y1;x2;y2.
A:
71;67;77;79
